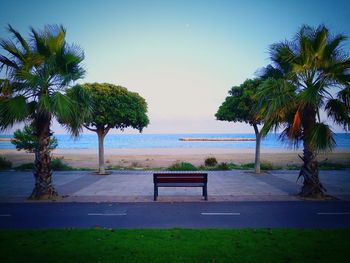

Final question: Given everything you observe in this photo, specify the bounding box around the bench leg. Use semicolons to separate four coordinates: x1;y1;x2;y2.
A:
154;185;158;201
203;185;208;200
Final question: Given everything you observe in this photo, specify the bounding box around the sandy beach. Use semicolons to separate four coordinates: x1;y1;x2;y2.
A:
1;148;349;169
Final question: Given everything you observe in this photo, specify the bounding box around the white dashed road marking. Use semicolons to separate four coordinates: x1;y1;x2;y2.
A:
88;213;127;216
317;212;350;215
201;212;240;216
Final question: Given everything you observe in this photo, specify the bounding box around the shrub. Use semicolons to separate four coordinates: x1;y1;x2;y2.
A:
318;162;350;170
106;165;125;170
15;163;35;171
204;157;218;167
0;157;12;170
240;162;278;170
286;162;350;170
240;163;255;169
216;162;230;170
227;163;241;169
14;158;75;171
131;161;140;167
50;157;74;171
286;164;300;170
167;162;198;171
260;161;274;170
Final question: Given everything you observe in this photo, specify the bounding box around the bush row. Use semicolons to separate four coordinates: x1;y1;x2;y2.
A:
1;156;349;171
0;157;75;171
166;157;350;171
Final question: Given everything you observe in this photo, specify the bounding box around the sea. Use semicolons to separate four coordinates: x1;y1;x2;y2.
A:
0;133;349;150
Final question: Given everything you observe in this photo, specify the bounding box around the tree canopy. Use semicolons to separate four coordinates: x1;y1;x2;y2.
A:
78;83;149;133
216;78;263;125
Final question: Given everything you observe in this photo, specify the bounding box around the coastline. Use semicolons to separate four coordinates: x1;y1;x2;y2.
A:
1;148;349;169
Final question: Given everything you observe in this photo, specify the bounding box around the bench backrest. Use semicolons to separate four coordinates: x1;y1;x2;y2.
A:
153;173;208;184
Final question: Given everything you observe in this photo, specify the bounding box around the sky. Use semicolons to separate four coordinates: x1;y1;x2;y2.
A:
1;0;350;134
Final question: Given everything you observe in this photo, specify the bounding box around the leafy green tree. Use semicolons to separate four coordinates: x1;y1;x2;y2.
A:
0;25;90;199
216;79;264;173
257;25;350;198
69;83;149;174
12;125;58;153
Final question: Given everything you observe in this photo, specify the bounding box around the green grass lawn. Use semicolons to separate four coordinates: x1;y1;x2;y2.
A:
0;229;349;263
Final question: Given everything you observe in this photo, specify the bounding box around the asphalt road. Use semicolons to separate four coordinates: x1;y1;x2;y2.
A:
0;201;349;229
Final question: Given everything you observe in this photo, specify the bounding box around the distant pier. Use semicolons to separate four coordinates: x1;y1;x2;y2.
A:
179;138;255;141
0;138;12;141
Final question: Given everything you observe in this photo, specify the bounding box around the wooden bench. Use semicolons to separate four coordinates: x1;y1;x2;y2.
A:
153;173;208;201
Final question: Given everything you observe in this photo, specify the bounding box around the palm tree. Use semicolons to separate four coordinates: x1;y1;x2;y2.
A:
0;25;90;199
257;25;350;198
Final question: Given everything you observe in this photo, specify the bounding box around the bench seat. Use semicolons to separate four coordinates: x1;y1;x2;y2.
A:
156;183;205;187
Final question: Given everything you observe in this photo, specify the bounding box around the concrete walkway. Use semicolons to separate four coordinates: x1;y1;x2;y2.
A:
0;170;349;202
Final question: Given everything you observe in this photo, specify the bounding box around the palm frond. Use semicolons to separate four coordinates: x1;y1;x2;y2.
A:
313;26;327;59
7;24;30;53
337;86;350;107
299;34;314;66
30;27;50;58
45;25;66;53
279;124;302;149
58;53;85;86
325;98;350;130
324;34;347;60
307;122;336;152
324;59;350;86
0;39;26;63
260;118;280;136
0;96;30;129
58;85;92;137
297;24;314;40
298;83;323;108
269;42;295;74
51;92;75;120
256;65;284;80
0;54;20;71
65;84;92;121
51;91;86;136
38;94;53;114
15;69;44;90
256;78;297;136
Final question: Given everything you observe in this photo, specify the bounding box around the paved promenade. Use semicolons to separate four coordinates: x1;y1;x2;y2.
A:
0;170;349;202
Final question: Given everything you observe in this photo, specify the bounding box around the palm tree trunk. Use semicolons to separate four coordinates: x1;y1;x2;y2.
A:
299;106;326;198
29;115;58;200
97;127;106;174
253;123;261;174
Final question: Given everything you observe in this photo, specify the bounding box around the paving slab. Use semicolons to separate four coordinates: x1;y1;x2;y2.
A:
271;170;350;196
0;169;349;202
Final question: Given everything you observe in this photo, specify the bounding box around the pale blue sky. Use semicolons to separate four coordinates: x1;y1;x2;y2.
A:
1;0;350;134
